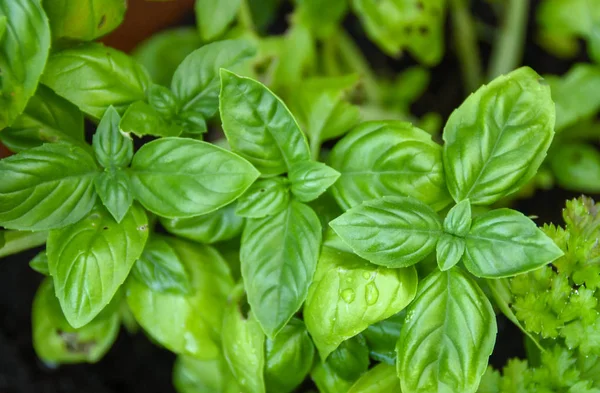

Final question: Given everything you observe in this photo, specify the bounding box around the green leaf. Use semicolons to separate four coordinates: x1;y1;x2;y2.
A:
265;318;315;393
0;143;99;230
294;0;348;38
195;0;241;41
0;0;51;130
351;0;446;65
120;101;182;138
362;312;404;364
327;335;370;381
442;67;556;205
160;203;244;244
32;278;120;364
304;234;418;360
92;106;132;169
172;40;256;119
270;23;316;92
220;69;311;176
235;177;290;218
147;83;179;118
129;137;259;218
173;354;240;393
241;201;321;336
444;199;472;237
0;15;5;40
396;268;497;393
127;238;234;358
43;0;126;41
47;204;148;328
289;161;340;202
311;360;355;393
1;85;85;152
131;235;192;295
347;363;401;393
0;230;47;259
329;121;451;211
42;43;151;118
29;251;49;275
436;233;465;271
330;196;442;268
550;143;600;193
463;208;564;278
94;170;134;223
222;306;266;393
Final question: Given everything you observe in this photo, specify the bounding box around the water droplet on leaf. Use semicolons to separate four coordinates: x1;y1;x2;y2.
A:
365;282;379;305
341;288;355;303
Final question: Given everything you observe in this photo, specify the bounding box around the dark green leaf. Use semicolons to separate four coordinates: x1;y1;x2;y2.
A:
362;312;404;365
94;170;134;223
235;177;290;218
311;360;355;393
195;0;241;41
147;83;179;118
436;233;465;271
289;161;340;202
92;106;132;169
327;335;370;381
120;101;182;138
550;143;600;193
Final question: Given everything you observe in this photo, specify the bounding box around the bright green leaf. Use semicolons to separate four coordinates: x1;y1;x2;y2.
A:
29;251;49;275
120;101;182;138
347;363;401;393
94;170;134;223
311;360;355;393
147;83;179;118
289;161;340;202
436;233;465;271
294;0;348;38
235;177;290;218
173;354;240;393
443;199;472;237
195;0;241;41
93;106;132;169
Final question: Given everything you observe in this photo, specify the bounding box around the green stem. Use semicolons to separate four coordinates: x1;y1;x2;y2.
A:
310;138;321;161
238;0;255;32
450;0;484;93
488;0;530;80
0;230;48;259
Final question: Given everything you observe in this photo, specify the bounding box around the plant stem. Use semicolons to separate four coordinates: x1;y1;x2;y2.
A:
488;0;530;80
450;0;484;93
238;0;255;32
310;138;321;161
0;230;48;259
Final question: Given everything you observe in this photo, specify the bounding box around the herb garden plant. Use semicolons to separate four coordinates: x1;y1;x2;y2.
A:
1;0;600;392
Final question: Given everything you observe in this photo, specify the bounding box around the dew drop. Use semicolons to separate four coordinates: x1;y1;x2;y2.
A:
341;288;355;303
365;282;379;305
362;272;371;280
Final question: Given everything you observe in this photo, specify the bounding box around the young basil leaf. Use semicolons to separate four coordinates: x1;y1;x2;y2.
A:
443;67;555;205
436;233;466;271
172;40;256;119
131;234;192;295
235;177;290;218
94;170;134;223
195;0;241;41
127;238;234;358
44;0;126;41
241;200;321;337
160;203;244;244
265;318;315;393
92;106;133;169
463;208;564;278
32;278;120;364
550;143;600;193
0;143;99;230
220;70;311;176
120;101;182;138
42;43;151;118
0;230;47;259
330;196;443;268
327;335;370;381
173;354;240;393
47;204;148;328
329;121;451;211
311;360;355;393
347;362;401;393
289;161;340;203
222;306;266;393
396;268;497;393
362;312;404;365
295;0;348;38
0;0;50;130
129;137;259;218
29;251;49;276
1;85;85;152
177;111;208;136
304;234;418;360
147;83;179;118
444;199;472;236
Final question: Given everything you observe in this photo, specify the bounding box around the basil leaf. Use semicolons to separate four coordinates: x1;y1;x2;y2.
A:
396;268;497;393
32;278;120;364
436;233;465;271
173;354;240;393
236;177;290;218
265;318;315;393
160;203;244;244
127;239;234;358
443;67;555;205
241;201;321;336
120;101;182;138
42;43;151;118
222;306;266;393
172;40;255;119
550;143;600;193
131;234;192;295
0;230;47;259
29;251;49;276
0;143;99;230
289;161;340;203
347;363;401;393
270;23;316;92
92;106;132;169
0;0;51;130
147;83;179;118
44;0;126;41
444;199;472;237
311;360;355;393
1;85;85;152
330;196;442;268
94;170;133;223
463;208;564;278
220;70;311;176
329;121;450;211
362;312;404;365
195;0;241;41
327;335;370;381
47;204;148;328
129;137;259;218
295;0;348;38
304;235;418;360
